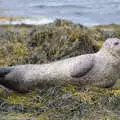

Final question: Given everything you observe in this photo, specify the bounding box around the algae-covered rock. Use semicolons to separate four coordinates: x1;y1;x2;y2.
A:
0;85;120;120
0;19;98;65
0;19;120;119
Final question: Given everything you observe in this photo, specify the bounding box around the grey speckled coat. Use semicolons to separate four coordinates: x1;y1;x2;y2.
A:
0;38;120;92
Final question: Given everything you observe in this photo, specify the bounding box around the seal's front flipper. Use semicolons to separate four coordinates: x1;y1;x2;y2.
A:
71;56;94;78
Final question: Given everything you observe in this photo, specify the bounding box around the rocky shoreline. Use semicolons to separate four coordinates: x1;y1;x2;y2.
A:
0;19;120;120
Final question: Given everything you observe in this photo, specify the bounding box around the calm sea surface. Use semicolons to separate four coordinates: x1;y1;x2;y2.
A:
0;0;120;26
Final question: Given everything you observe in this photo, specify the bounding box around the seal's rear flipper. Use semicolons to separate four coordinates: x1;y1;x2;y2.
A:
0;67;13;77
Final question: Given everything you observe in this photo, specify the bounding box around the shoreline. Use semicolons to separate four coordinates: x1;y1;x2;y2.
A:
0;16;120;27
0;16;54;25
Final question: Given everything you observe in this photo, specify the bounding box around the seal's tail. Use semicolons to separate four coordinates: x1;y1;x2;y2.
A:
0;67;13;77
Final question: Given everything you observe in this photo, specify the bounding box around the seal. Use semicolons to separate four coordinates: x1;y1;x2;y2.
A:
0;38;120;92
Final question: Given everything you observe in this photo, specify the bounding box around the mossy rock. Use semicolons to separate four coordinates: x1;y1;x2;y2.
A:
0;19;97;65
0;85;120;120
25;20;96;64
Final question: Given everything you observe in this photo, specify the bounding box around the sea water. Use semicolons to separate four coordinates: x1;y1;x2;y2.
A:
0;0;120;26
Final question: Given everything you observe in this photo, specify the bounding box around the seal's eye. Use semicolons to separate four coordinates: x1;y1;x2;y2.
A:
114;42;119;46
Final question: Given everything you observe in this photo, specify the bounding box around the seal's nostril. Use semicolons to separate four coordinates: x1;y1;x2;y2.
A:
114;42;119;46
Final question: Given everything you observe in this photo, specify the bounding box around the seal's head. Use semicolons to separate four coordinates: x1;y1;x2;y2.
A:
102;38;120;58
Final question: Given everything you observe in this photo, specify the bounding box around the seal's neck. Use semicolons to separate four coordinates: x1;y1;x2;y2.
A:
96;48;120;61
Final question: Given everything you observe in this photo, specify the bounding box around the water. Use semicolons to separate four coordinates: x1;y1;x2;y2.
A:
0;0;120;26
